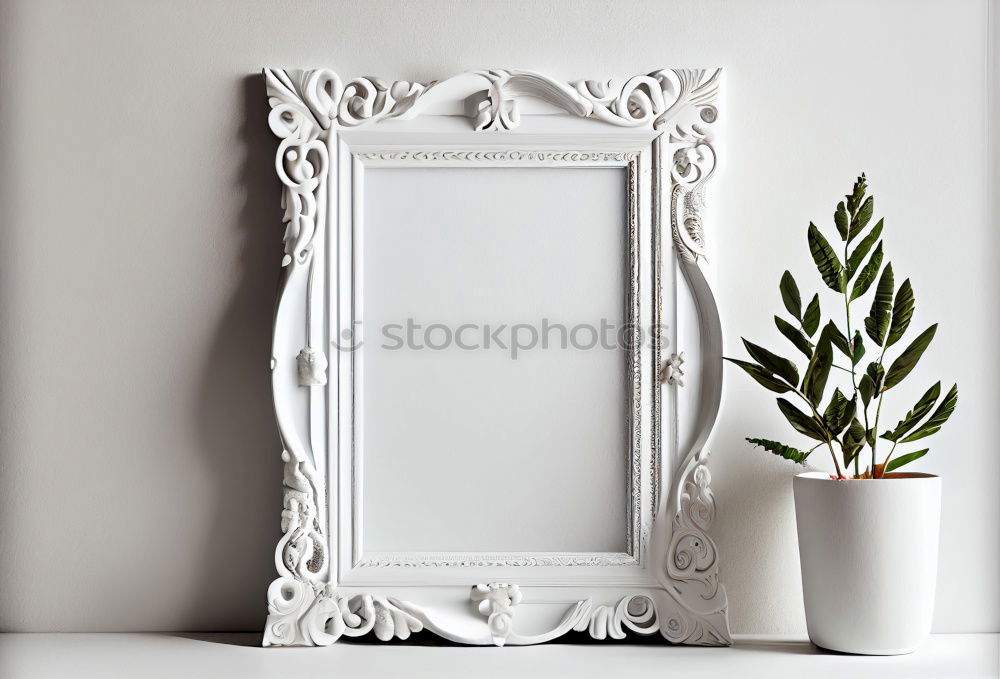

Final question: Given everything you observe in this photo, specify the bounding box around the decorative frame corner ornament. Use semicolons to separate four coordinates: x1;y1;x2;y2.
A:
261;66;729;647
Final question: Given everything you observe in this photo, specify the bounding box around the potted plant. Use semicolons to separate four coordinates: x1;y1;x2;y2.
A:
726;174;957;655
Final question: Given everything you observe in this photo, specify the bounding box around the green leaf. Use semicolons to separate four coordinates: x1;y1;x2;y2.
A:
836;399;857;437
841;418;866;467
900;384;958;443
883;324;937;391
746;438;811;465
865;361;886;392
859;374;874;405
802;323;834;407
886;279;914;348
834;201;849;241
864;262;894;345
849;241;883;301
823;388;856;436
882;382;941;442
802;294;821;337
885;449;929;473
860;362;884;405
823;387;847;420
848;195;874;241
829;323;851;357
776;398;829;441
846;174;867;214
808;223;846;292
742;339;799;386
847;218;884;278
851;331;866;365
779;271;802;321
775;316;814;358
724;358;793;394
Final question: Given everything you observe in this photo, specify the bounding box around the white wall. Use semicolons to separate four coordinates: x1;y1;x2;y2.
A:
0;0;994;633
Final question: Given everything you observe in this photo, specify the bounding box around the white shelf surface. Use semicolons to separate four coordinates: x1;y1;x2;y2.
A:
1;633;996;678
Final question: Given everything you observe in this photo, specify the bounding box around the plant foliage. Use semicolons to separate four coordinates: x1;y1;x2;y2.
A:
746;438;811;464
724;174;957;478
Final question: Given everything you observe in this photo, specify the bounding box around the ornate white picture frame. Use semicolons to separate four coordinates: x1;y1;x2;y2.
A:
262;67;729;647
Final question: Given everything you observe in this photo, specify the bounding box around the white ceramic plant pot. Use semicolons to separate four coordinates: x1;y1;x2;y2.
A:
792;471;941;655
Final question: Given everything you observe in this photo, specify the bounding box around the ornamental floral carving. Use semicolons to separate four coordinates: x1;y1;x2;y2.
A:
471;583;522;646
264;578;423;646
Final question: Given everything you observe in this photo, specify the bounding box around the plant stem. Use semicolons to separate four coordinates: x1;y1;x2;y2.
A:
871;340;890;478
842;239;860;478
880;441;899;475
871;393;886;477
859;399;871;475
790;388;845;479
843;300;858;392
825;441;843;478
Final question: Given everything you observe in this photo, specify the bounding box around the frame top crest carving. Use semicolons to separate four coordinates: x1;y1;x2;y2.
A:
266;67;717;138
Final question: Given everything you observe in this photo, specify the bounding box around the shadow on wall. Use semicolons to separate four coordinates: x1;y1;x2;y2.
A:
189;74;281;632
710;442;806;634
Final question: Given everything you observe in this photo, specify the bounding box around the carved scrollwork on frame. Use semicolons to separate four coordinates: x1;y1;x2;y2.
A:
639;461;728;646
266;67;720;134
264;578;423;646
672;184;709;264
666;73;717;263
464;68;720;133
575;595;659;640
295;346;327;387
670;467;719;586
264;579;671;647
265;69;330;585
263;578;723;648
266;72;326;268
660;107;730;643
663;466;729;645
662;352;686;386
262;65;729;649
471;583;522;646
276;451;325;581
